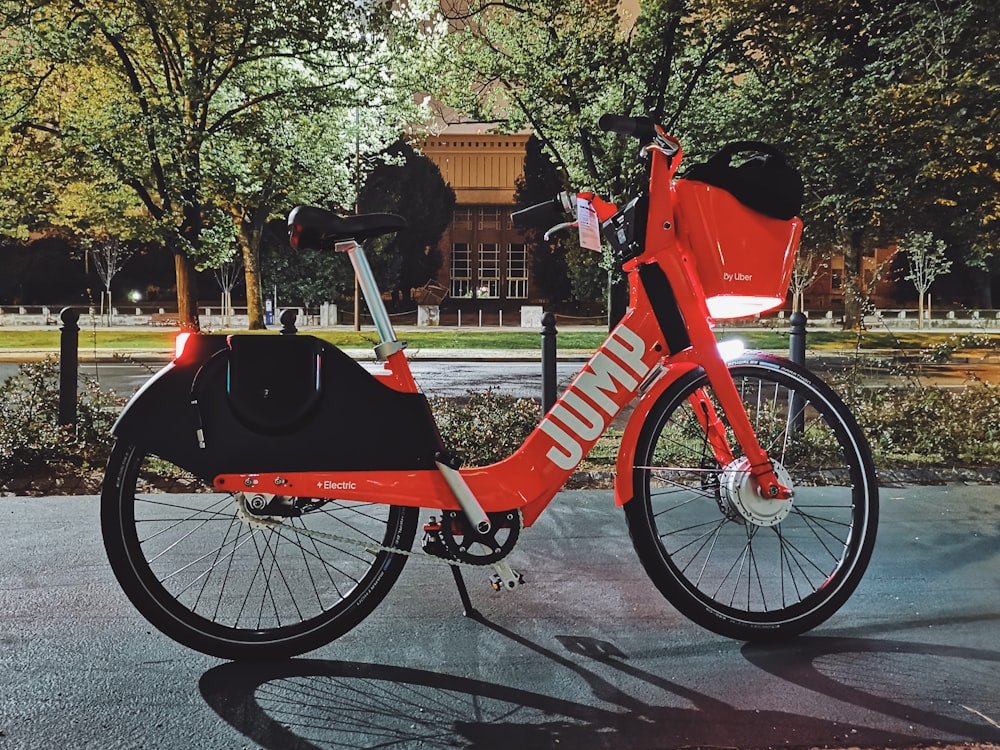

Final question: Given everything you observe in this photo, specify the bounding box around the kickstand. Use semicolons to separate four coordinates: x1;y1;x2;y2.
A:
449;564;481;619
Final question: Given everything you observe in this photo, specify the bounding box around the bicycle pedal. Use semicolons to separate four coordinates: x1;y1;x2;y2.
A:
490;561;524;591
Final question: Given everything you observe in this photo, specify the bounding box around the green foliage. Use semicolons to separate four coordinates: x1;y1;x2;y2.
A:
358;140;456;307
435;0;783;197
0;358;124;477
2;0;442;327
515;135;573;304
843;381;1000;467
259;219;355;308
901;231;951;295
429;390;540;466
925;333;1000;364
719;0;1000;307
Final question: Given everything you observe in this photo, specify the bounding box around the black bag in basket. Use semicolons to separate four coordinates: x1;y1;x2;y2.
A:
680;141;803;221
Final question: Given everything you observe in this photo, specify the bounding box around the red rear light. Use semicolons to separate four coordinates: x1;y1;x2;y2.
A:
175;331;192;361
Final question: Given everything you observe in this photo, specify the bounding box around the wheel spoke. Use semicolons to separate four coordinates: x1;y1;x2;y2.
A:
102;444;417;659
625;360;878;640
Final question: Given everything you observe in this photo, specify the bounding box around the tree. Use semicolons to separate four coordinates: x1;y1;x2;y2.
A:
434;0;804;322
211;256;243;328
514;135;571;305
788;251;828;314
865;1;1000;306
713;1;1000;318
3;0;436;330
357;139;455;309
259;218;354;311
901;231;951;328
87;233;134;324
203;7;438;328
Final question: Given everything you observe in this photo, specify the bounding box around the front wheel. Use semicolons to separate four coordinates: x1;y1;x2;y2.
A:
624;356;878;641
101;442;418;660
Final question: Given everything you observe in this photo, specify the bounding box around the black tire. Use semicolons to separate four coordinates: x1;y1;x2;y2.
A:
624;355;878;641
101;441;417;660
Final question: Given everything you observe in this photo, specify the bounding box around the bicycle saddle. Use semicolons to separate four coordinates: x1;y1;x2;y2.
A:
288;205;407;250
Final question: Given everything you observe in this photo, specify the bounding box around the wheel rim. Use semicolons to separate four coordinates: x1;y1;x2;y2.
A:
637;366;874;625
111;448;412;647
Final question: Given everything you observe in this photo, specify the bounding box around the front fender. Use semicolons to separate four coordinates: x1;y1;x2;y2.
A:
614;352;798;506
614;361;699;507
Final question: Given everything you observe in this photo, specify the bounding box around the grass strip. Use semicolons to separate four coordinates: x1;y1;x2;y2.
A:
0;326;997;353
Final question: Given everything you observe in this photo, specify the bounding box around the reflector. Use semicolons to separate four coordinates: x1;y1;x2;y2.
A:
175;331;192;361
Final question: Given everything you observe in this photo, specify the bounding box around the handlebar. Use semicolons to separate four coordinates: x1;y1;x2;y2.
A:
598;113;680;158
597;114;657;141
510;192;575;230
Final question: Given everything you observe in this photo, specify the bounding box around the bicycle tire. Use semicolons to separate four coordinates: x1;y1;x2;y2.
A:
101;441;417;660
624;355;878;641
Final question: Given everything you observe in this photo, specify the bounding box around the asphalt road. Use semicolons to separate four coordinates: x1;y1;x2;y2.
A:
2;486;998;749
0;358;588;400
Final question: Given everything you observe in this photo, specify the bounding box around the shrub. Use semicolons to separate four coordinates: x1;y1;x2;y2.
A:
0;357;125;478
839;379;1000;467
429;389;541;466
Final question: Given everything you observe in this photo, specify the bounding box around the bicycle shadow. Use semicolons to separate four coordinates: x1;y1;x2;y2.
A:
198;614;999;749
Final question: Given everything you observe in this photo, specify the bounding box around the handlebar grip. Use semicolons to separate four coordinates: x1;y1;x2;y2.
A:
598;114;657;142
511;197;565;229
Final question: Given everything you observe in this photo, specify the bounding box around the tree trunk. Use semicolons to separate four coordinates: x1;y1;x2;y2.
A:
238;208;268;330
242;242;265;330
842;230;866;330
917;291;924;330
174;252;200;331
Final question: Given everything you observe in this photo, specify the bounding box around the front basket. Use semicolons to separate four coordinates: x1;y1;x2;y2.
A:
672;180;802;320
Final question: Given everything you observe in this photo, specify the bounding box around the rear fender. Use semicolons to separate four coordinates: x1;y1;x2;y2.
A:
112;333;444;482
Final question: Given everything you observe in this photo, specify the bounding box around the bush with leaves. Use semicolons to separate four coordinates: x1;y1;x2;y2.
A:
0;358;124;481
429;390;541;467
839;379;1000;467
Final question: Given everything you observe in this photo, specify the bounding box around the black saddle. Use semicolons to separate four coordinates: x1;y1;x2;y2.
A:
288;205;407;250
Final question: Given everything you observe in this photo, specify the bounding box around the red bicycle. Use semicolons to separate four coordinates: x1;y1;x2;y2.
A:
101;114;878;660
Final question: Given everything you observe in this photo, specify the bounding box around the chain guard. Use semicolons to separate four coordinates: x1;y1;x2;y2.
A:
440;509;522;565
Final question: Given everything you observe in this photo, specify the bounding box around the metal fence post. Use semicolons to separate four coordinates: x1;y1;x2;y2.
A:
789;311;807;366
58;307;80;429
541;312;557;414
788;311;807;432
279;308;298;335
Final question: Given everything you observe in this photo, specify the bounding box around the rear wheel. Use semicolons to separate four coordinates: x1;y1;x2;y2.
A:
101;442;417;660
624;356;878;641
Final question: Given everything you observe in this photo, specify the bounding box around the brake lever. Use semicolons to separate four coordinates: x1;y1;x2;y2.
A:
543;221;578;242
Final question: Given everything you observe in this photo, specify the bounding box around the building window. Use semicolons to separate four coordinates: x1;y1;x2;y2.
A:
830;257;844;291
478;243;500;298
478;207;501;231
453;207;472;230
507;243;528;299
450;243;471;298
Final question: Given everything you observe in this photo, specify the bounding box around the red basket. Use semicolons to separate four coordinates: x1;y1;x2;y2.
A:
673;180;802;320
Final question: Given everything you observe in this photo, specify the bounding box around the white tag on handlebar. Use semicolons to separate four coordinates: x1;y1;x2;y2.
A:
576;197;602;252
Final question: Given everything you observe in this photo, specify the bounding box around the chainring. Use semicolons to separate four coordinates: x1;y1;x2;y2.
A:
439;509;522;565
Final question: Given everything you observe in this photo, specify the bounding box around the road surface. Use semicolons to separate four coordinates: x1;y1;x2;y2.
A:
1;486;998;749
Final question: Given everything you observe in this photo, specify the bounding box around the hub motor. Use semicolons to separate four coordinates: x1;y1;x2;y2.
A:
719;457;794;527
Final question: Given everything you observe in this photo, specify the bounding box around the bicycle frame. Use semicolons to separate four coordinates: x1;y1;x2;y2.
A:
213;138;792;528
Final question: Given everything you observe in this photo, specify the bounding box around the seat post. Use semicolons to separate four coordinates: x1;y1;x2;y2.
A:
336;240;404;360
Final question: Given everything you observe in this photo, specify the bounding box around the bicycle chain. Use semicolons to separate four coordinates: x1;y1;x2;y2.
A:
260;508;524;571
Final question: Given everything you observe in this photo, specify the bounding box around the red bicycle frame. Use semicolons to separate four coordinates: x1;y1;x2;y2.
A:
214;131;793;526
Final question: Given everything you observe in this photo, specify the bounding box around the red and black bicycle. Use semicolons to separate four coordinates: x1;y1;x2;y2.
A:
101;114;878;660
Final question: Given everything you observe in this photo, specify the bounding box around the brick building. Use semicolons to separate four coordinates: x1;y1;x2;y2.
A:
419;125;905;317
419;126;538;311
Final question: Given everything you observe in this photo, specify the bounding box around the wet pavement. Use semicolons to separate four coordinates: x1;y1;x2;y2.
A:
1;486;998;749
